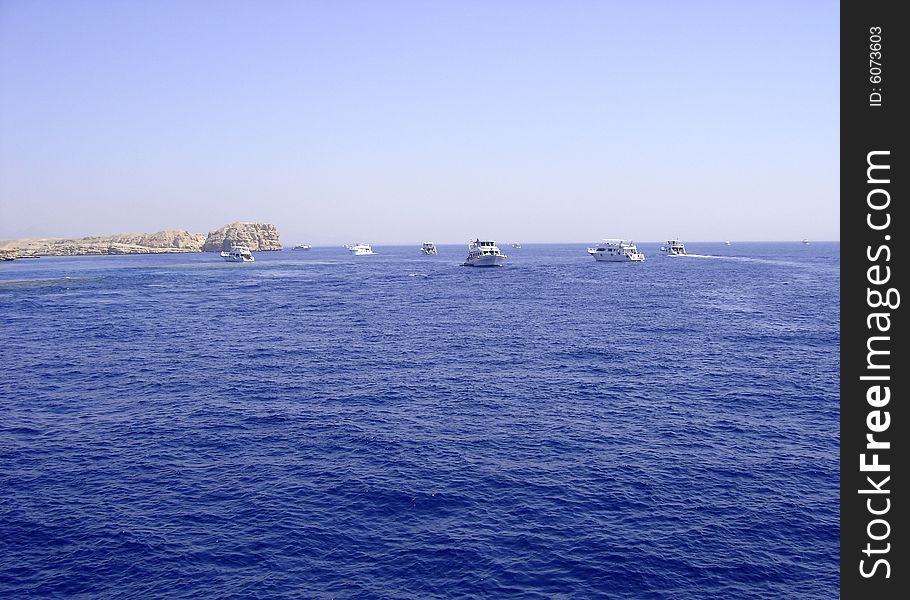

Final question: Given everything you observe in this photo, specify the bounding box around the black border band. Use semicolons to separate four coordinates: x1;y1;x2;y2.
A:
841;1;906;596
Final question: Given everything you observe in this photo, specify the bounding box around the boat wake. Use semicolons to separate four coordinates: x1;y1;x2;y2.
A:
674;253;807;268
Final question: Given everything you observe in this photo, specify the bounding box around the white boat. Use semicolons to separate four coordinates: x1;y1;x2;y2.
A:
724;241;732;246
802;239;810;245
661;239;687;256
587;239;645;262
221;246;254;262
511;242;522;249
346;243;376;256
293;244;311;251
420;242;438;255
463;239;507;267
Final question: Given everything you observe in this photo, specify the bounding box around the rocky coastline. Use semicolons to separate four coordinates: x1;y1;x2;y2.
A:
0;222;281;258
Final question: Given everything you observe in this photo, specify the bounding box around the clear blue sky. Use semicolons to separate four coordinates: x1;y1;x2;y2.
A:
0;0;838;244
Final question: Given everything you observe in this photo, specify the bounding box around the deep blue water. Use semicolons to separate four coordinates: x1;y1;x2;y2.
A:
0;242;839;598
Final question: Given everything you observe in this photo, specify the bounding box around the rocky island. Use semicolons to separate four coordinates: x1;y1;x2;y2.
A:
201;222;282;252
0;222;282;258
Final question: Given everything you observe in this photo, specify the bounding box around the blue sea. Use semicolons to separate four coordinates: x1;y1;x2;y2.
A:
0;243;839;598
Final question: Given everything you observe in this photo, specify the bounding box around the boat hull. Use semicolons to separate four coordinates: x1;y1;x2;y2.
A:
346;243;375;255
464;255;507;267
590;252;644;262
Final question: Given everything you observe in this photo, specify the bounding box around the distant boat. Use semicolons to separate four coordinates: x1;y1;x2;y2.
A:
724;241;732;246
420;242;438;255
293;244;311;251
463;239;507;267
221;246;254;262
660;239;687;256
802;239;810;245
346;243;376;256
587;239;645;262
511;242;522;249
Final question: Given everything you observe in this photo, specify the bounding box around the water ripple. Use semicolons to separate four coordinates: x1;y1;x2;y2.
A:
0;244;839;598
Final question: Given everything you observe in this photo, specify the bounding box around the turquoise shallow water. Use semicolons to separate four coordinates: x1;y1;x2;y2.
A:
0;242;839;598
